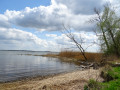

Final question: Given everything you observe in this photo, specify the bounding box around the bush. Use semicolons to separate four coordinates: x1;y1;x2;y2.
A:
85;66;120;90
84;79;102;90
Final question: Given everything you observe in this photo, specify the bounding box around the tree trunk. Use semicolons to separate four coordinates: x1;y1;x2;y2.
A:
108;28;120;56
100;24;110;50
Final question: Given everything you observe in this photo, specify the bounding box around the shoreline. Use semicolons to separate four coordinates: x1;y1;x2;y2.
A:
0;53;104;90
0;68;103;90
0;69;80;83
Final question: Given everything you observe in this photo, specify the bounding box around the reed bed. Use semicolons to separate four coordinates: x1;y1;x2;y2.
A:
58;51;103;62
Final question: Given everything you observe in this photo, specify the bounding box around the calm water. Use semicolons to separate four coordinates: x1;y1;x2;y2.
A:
0;50;80;82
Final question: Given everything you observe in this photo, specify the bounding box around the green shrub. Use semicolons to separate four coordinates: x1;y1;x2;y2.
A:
84;79;102;90
85;66;120;90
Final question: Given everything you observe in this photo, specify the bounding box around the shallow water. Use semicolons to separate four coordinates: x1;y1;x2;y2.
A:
0;50;80;82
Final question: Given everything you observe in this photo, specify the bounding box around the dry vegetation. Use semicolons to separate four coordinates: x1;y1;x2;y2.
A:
57;51;103;62
42;51;120;67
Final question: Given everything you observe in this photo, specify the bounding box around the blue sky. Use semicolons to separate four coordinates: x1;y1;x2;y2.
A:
0;0;50;13
0;0;119;52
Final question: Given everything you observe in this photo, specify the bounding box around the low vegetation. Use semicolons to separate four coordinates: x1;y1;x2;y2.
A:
84;65;120;90
58;51;103;62
42;51;103;63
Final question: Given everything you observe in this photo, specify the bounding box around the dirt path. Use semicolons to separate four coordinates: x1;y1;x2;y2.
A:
0;69;103;90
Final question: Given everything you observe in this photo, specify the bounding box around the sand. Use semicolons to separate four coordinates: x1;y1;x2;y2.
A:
0;68;103;90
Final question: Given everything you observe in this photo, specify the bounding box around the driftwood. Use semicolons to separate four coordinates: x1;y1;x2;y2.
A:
112;63;120;67
81;63;99;70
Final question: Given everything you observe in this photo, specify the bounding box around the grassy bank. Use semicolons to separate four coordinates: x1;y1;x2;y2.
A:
84;65;120;90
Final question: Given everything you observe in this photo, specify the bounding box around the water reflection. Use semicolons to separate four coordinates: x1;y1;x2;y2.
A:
0;51;80;82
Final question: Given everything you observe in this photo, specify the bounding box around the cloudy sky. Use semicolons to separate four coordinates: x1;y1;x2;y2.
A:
0;0;119;52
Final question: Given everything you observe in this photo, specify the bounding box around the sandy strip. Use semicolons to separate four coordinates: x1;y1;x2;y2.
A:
0;69;103;90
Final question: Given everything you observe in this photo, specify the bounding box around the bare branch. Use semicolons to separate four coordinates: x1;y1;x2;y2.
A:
62;25;89;61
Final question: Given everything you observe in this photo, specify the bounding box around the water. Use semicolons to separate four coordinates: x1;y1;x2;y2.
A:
0;50;80;82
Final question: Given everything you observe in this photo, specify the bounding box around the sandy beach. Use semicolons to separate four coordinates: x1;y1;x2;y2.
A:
0;68;103;90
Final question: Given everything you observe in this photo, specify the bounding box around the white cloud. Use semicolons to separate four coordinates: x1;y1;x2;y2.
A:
0;27;60;51
46;34;57;38
1;0;116;32
0;26;99;52
0;0;118;51
4;2;67;31
55;0;104;15
0;14;10;28
45;31;99;52
1;0;119;32
2;0;97;32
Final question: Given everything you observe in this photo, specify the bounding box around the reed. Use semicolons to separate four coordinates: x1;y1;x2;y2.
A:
58;51;103;62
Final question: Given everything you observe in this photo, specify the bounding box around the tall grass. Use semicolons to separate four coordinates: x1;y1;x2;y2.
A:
58;51;103;62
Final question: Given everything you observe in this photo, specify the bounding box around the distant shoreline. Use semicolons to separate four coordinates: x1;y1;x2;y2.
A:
0;50;51;52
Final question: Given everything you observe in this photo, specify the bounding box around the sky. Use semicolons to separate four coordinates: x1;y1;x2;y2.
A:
0;0;119;52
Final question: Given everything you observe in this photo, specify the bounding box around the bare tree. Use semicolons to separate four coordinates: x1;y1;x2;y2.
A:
62;25;89;61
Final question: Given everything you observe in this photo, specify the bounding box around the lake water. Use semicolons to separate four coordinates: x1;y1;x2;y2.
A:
0;50;80;82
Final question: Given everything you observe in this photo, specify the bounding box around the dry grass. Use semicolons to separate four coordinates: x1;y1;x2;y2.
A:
41;54;59;57
58;51;103;62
